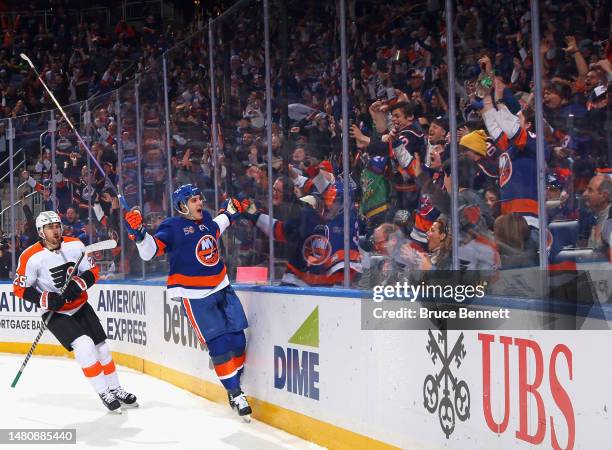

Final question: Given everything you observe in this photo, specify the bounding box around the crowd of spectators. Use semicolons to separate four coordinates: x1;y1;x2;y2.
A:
205;0;612;296
1;0;611;299
0;0;194;275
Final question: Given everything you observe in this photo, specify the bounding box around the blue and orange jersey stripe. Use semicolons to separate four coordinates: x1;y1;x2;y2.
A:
511;127;528;149
182;298;206;345
154;237;167;257
168;266;227;288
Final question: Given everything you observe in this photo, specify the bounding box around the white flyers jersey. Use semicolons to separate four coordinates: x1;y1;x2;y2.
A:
13;237;99;316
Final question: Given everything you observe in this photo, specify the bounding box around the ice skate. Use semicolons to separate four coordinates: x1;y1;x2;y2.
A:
230;390;252;422
111;386;139;408
99;388;122;414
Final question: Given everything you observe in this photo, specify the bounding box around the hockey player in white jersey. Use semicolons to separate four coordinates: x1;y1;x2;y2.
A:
13;211;137;413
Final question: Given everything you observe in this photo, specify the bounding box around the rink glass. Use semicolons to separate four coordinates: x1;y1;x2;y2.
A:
0;0;608;311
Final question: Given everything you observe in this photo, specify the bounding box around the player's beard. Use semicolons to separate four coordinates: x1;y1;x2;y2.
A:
42;233;62;251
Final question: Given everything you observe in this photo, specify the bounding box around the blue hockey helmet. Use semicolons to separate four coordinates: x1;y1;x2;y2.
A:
172;184;203;215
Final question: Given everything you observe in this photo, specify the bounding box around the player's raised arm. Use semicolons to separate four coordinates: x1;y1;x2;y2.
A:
246;196;317;244
215;197;246;234
126;184;253;419
124;208;171;261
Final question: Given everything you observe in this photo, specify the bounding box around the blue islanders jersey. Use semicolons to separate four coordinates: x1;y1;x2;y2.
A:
411;169;444;246
257;205;361;286
494;127;547;228
146;212;230;299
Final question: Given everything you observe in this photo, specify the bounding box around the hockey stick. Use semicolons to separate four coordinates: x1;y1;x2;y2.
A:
117;194;139;235
118;194;150;241
10;239;118;388
117;195;130;212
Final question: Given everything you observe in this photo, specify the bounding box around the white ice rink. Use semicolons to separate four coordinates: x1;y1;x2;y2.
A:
1;354;322;450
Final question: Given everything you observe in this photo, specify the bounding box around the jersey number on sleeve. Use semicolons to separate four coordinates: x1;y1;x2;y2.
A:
13;275;27;287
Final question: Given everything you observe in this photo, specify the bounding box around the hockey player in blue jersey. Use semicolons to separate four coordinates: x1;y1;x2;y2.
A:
124;184;252;418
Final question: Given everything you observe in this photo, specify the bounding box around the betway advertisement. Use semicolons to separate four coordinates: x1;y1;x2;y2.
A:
1;281;611;449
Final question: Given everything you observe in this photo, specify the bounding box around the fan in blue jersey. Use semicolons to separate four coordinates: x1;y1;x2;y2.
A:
244;180;362;286
124;184;252;419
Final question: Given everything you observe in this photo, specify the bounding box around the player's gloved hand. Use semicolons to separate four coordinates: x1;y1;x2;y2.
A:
241;199;261;224
219;198;244;223
124;208;146;242
40;291;66;311
62;276;88;302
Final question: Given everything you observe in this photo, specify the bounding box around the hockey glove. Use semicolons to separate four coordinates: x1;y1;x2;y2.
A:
40;291;66;311
62;275;89;302
219;198;244;223
124;209;146;242
241;199;261;224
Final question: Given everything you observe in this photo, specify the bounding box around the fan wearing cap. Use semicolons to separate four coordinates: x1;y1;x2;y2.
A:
124;184;253;418
425;116;449;167
546;170;578;222
588;84;607;111
458;129;499;190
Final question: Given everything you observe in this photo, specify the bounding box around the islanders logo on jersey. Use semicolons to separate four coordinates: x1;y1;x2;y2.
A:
195;234;220;267
302;225;332;267
498;153;513;188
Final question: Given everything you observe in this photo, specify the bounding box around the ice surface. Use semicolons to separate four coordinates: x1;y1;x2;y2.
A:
1;354;323;450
